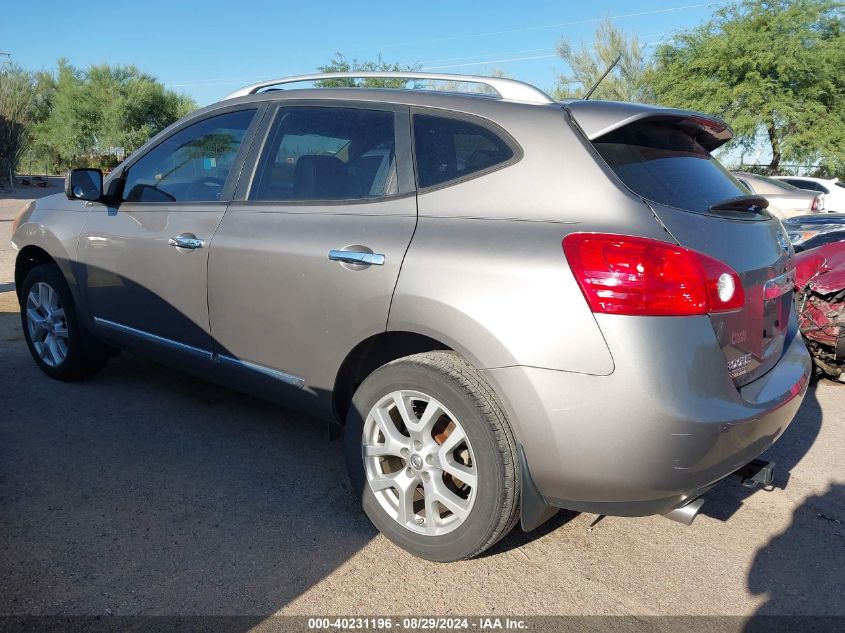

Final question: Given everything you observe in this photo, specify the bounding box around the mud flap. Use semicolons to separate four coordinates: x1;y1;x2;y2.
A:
518;444;559;531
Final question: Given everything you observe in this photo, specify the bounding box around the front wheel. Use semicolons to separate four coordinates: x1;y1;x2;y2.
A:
344;351;520;561
20;264;108;381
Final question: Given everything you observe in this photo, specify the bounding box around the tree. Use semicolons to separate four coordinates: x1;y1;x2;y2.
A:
427;68;512;95
32;60;91;168
0;65;36;188
316;53;421;88
648;0;845;176
84;64;196;157
32;60;197;171
554;19;653;102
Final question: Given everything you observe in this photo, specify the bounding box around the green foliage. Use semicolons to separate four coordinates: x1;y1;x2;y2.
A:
648;0;845;176
426;68;512;95
317;54;512;95
24;60;198;173
0;64;37;188
554;19;653;102
316;53;421;88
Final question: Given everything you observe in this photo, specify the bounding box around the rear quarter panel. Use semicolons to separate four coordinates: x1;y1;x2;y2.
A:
389;104;675;373
388;216;615;374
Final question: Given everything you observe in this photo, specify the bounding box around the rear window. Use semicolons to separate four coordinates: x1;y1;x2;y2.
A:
593;121;746;213
756;175;801;192
783;178;827;193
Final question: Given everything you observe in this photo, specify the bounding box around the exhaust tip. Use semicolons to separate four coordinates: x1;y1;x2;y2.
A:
663;497;705;526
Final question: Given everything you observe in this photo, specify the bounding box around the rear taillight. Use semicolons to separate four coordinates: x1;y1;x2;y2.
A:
563;233;745;316
811;195;824;212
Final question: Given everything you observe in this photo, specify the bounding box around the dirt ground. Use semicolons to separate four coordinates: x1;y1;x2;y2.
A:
1;188;843;622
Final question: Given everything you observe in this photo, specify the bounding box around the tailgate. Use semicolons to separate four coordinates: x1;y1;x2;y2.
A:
649;202;794;386
571;105;795;387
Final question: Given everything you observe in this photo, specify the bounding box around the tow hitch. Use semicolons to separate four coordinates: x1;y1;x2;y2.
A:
733;459;776;489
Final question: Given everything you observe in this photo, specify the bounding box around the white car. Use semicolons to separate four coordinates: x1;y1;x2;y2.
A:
732;171;822;219
773;176;845;213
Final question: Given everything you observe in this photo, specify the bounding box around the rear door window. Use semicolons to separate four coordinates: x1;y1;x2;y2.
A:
251;107;397;201
592;121;747;213
413;114;516;189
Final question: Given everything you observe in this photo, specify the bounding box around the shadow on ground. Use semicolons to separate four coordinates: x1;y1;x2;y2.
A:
701;382;824;522
0;312;375;616
745;483;845;628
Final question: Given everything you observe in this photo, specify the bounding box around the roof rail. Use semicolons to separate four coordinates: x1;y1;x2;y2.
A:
222;72;554;105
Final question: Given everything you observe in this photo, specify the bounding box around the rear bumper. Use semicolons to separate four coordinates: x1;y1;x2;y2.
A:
482;312;811;517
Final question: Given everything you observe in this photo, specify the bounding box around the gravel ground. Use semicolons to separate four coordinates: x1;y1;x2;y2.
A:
0;190;843;621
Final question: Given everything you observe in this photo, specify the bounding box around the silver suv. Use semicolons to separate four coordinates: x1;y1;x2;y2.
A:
12;72;811;561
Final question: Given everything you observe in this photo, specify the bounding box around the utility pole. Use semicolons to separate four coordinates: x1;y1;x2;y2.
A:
0;53;9;189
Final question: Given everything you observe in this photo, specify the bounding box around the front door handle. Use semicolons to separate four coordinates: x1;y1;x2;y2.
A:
328;250;385;266
169;234;205;250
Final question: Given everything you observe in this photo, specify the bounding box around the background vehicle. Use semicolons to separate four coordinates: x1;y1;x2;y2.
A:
793;242;845;381
732;171;823;219
774;176;845;213
12;72;811;561
783;213;845;252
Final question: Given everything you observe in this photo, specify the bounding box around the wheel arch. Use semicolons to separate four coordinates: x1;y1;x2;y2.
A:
332;331;453;422
15;245;59;301
15;244;93;340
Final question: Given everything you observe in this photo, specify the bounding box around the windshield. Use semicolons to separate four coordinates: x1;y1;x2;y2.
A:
593;121;747;213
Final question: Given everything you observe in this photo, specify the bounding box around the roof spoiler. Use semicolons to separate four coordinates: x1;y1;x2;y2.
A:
563;101;733;151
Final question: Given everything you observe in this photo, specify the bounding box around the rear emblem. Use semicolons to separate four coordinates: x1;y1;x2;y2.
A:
727;353;752;378
731;330;747;345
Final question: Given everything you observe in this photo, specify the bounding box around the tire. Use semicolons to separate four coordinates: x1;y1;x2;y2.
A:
19;264;108;381
344;351;520;561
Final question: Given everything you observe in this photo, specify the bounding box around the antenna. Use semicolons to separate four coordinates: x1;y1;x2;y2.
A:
583;54;622;100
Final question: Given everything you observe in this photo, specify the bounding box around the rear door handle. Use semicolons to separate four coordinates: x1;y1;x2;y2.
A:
169;234;205;250
327;250;385;266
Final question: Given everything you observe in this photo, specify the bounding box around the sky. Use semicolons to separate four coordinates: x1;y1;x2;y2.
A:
2;0;731;106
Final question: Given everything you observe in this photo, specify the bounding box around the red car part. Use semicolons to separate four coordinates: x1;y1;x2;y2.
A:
793;242;845;380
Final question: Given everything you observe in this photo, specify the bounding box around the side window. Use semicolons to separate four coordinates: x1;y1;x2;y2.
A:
122;109;256;203
413;114;516;189
252;107;397;201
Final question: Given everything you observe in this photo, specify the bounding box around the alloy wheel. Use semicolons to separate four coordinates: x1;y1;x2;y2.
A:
362;390;478;536
26;281;69;367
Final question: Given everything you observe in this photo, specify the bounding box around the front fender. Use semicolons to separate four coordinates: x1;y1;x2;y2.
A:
13;194;90;307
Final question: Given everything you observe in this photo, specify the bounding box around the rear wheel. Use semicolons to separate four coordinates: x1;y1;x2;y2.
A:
20;264;108;381
344;351;519;561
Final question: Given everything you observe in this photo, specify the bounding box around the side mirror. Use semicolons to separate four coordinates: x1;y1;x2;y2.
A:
65;168;103;202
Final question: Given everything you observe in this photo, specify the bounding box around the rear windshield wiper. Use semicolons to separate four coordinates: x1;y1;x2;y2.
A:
709;194;769;213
